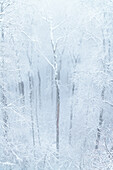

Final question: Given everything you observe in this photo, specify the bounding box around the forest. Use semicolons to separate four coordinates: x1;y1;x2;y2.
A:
0;0;113;169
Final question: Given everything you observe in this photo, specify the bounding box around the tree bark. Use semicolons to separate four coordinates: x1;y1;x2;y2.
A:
0;2;8;141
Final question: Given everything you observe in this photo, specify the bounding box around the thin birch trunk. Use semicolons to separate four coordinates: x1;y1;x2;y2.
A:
95;18;106;149
95;86;105;149
0;2;8;141
38;70;41;109
69;83;75;145
35;86;41;146
28;72;36;155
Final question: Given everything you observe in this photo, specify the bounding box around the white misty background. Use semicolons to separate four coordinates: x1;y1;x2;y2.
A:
0;0;113;169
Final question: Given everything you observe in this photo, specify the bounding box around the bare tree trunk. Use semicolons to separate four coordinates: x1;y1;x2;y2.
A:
49;21;61;157
0;2;8;142
69;83;75;145
35;86;41;146
95;20;106;149
51;67;53;103
95;87;105;149
53;52;60;159
28;72;36;154
56;82;60;154
38;70;41;109
16;55;25;105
